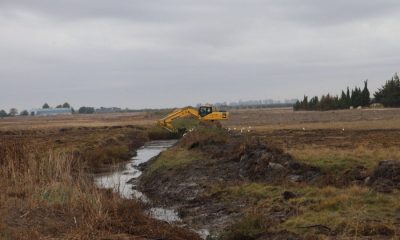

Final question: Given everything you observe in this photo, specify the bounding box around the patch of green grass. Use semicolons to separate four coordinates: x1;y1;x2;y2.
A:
147;118;200;140
147;126;180;140
297;155;367;174
280;186;399;236
173;118;200;130
147;147;201;175
289;146;400;173
219;215;264;240
39;183;73;205
213;183;400;238
180;126;228;149
290;152;370;176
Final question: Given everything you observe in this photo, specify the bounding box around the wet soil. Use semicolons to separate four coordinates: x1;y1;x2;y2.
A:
138;128;400;238
138;130;323;237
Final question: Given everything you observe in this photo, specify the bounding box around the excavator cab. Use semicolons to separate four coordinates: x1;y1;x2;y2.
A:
198;106;213;117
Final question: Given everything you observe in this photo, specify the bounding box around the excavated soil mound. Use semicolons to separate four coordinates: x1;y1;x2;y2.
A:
370;160;400;193
139;128;320;235
237;140;320;183
179;129;321;184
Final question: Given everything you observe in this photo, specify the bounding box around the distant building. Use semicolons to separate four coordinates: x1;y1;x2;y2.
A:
30;108;72;116
95;107;122;113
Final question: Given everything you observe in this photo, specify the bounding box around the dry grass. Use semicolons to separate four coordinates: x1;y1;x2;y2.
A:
0;134;200;239
282;186;400;237
0;112;157;131
213;183;400;239
1;126;149;172
251;118;400;131
289;146;400;172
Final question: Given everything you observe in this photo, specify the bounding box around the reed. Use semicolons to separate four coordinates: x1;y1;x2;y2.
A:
0;139;200;239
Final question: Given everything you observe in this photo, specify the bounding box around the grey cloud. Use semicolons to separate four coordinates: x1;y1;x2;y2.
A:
2;1;399;24
272;0;400;26
1;1;400;110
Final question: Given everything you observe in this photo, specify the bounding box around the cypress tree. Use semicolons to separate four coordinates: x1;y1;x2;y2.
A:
340;90;347;108
362;80;370;106
346;87;351;107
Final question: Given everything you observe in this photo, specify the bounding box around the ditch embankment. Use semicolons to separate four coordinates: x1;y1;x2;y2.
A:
138;127;400;239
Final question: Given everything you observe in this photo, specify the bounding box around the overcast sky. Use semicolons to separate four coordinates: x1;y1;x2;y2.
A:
1;0;400;110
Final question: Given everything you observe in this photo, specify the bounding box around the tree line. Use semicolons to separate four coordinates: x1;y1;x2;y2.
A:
42;102;94;113
294;73;400;111
0;102;97;117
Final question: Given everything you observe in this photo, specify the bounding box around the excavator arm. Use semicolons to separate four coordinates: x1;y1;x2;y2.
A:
158;107;201;132
158;105;229;132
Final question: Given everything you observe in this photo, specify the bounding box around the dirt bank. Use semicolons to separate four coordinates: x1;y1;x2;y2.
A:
138;128;321;237
369;160;400;193
139;127;400;239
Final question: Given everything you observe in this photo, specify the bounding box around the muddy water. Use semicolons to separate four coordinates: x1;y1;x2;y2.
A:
94;140;180;223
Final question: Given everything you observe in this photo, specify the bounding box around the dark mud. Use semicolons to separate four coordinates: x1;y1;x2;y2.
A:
138;129;322;237
138;128;400;238
369;160;400;193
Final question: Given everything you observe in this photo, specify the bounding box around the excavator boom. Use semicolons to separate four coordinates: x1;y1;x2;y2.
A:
158;106;229;132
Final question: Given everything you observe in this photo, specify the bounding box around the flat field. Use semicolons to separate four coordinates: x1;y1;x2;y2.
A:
228;107;400;175
1;107;400;239
0;112;158;130
227;107;400;129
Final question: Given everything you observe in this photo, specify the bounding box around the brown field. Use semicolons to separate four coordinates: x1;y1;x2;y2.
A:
229;108;400;177
227;107;400;129
0;112;157;130
3;107;400;131
1;107;400;239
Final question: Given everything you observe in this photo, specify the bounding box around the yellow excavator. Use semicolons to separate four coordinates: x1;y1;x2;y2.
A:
158;105;229;132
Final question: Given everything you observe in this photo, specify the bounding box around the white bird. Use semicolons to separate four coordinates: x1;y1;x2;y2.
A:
302;127;306;131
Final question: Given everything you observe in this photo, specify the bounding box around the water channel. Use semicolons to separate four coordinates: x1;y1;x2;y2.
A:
94;140;181;223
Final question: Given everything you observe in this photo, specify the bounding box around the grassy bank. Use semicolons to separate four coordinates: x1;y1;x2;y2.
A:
0;127;200;240
212;183;400;239
1;126;149;172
